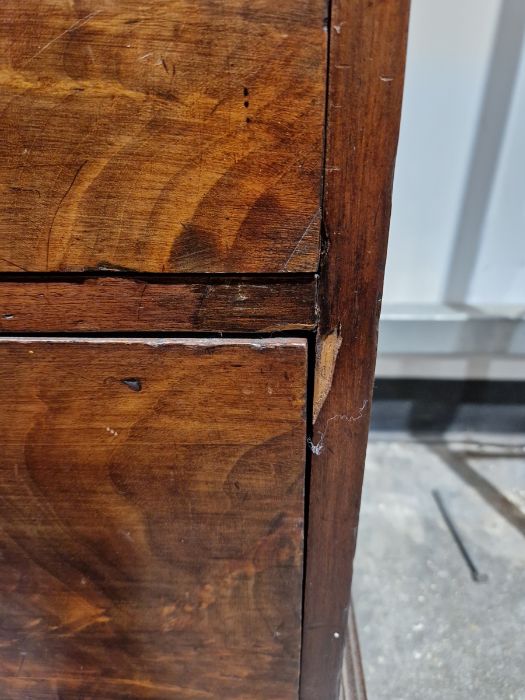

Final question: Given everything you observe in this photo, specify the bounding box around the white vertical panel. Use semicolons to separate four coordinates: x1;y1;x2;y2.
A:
468;40;525;303
383;0;502;303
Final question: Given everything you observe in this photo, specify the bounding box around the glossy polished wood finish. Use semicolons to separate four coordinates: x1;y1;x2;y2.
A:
301;1;410;699
0;0;324;274
0;338;307;699
0;275;317;333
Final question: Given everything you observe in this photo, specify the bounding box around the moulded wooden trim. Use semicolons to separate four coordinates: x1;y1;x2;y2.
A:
300;1;410;698
0;275;317;333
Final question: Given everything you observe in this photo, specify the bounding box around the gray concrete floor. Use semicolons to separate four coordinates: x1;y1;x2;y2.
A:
353;438;525;700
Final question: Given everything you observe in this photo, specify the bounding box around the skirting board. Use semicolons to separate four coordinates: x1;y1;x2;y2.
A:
340;602;367;700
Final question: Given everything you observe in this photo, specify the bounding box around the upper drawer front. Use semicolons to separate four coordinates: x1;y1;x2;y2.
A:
0;1;325;273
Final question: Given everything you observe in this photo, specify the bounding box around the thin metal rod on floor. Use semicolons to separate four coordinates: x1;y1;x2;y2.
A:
432;489;488;583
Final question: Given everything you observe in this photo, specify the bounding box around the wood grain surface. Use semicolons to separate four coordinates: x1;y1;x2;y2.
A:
0;275;317;333
0;0;325;273
301;1;410;699
0;338;307;699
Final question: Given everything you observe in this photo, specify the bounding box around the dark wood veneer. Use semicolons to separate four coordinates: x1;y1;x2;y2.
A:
0;338;307;699
0;0;325;273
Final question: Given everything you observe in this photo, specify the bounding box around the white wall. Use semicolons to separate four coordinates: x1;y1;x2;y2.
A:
384;0;525;306
469;39;525;304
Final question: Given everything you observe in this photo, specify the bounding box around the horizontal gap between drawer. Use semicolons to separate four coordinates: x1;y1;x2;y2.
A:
0;271;318;285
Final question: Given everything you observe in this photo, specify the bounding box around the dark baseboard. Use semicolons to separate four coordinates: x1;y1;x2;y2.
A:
371;379;525;435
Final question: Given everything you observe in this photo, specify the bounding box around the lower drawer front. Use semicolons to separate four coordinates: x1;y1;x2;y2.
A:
0;338;307;700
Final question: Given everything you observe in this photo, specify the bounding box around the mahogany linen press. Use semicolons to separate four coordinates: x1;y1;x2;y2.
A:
0;1;409;698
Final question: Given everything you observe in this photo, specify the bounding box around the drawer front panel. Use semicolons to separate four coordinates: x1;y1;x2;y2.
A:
0;1;325;273
0;338;307;699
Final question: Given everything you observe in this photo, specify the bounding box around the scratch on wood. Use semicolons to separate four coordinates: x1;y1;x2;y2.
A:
0;256;27;271
281;209;320;271
16;652;27;676
46;160;87;271
308;400;369;455
312;327;343;422
136;283;147;321
25;11;101;63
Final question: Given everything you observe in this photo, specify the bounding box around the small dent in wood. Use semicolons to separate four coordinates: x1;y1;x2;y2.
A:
121;378;142;392
312;327;343;422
